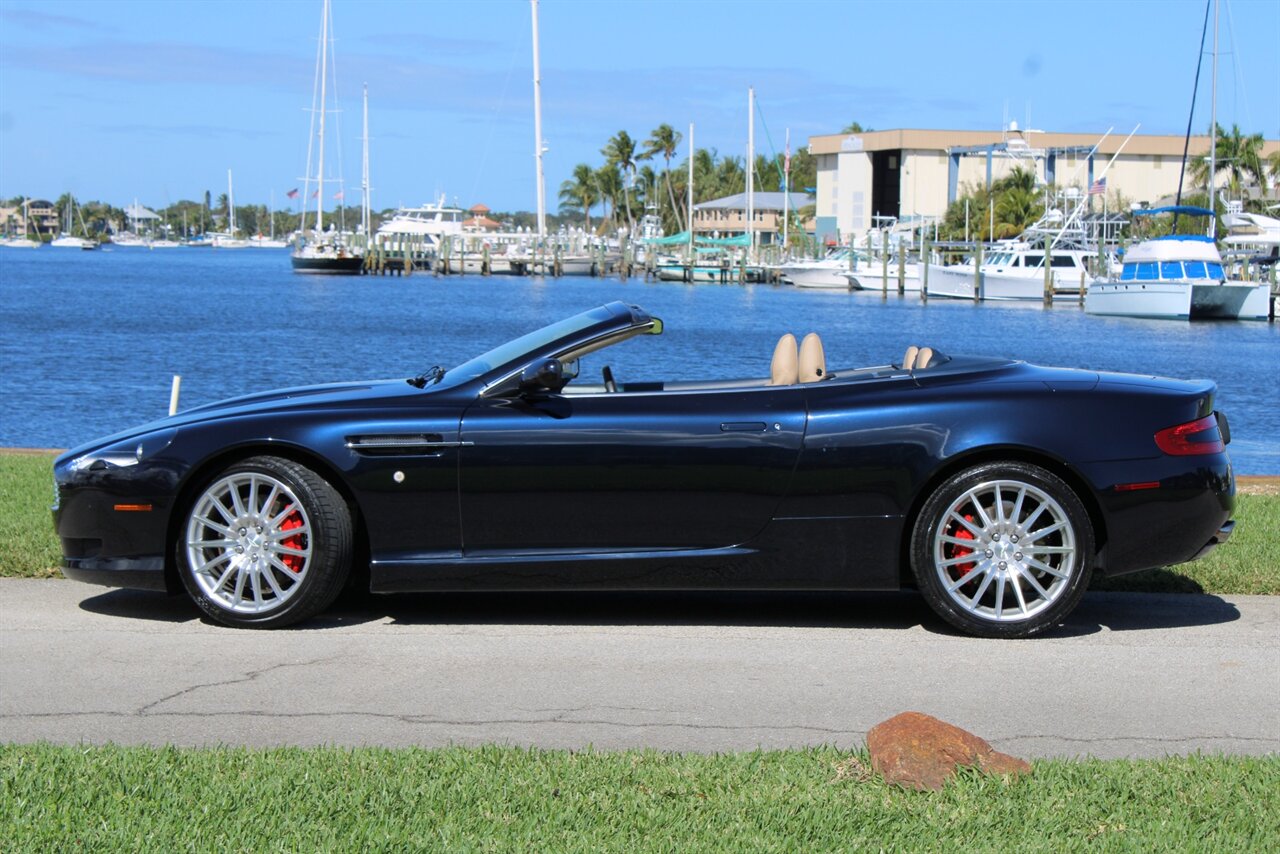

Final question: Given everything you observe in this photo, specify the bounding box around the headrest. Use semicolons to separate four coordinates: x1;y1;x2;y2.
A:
799;333;826;383
770;333;798;385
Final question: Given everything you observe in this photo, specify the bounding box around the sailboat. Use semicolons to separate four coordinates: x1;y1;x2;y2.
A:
251;191;290;248
210;171;250;248
50;195;97;249
291;0;363;274
1085;0;1268;320
1;198;43;248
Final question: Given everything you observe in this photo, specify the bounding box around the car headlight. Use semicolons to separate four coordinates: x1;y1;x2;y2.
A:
67;428;178;473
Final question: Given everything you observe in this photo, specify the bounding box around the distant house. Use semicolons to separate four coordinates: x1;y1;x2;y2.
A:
27;200;60;235
463;203;501;233
691;192;814;244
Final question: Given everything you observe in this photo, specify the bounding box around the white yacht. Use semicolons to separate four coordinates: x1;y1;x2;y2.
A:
375;196;465;253
927;241;1092;300
1086;208;1269;320
779;247;869;289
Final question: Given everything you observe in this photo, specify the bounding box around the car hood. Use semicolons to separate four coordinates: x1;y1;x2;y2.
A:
60;379;428;462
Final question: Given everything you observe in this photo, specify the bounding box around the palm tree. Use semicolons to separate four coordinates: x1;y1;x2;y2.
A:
1191;123;1267;197
601;130;638;232
640;124;684;232
994;187;1042;238
593;164;623;233
558;163;598;233
841;121;872;134
1268;150;1280;191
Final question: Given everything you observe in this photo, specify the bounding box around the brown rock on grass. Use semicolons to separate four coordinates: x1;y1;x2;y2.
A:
866;711;1031;791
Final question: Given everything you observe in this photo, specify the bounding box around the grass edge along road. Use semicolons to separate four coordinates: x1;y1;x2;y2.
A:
4;451;1277;593
2;744;1277;850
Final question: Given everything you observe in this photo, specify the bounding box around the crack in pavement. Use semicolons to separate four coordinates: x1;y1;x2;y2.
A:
134;656;343;715
2;708;1278;749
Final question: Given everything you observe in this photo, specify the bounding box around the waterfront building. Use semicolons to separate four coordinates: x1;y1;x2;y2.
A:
807;126;1280;242
463;203;502;233
691;191;814;243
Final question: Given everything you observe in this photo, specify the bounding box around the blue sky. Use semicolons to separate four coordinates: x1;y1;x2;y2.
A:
1;0;1277;213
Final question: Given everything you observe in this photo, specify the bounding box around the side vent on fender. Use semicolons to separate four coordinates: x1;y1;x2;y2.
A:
345;434;469;457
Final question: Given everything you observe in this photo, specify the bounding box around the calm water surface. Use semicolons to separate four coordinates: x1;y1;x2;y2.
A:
2;246;1277;471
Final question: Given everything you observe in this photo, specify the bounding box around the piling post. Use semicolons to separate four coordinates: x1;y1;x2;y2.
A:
169;375;182;416
897;240;906;295
921;236;930;303
1079;270;1086;307
880;231;889;299
973;240;983;302
1043;240;1053;307
482;244;491;276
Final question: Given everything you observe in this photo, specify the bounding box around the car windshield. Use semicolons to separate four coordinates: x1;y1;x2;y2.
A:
437;305;624;387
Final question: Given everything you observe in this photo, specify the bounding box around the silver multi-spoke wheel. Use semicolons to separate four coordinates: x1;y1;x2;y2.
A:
933;479;1076;623
911;462;1093;638
186;471;313;614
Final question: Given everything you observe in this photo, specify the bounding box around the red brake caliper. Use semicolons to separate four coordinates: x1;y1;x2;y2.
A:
279;509;305;573
945;514;977;586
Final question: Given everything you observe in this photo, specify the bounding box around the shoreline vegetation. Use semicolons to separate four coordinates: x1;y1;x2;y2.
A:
2;451;1277;592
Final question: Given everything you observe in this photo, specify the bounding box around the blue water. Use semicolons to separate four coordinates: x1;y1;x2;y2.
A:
2;246;1277;471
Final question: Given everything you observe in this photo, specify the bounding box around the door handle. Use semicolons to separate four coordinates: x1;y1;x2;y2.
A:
720;421;768;433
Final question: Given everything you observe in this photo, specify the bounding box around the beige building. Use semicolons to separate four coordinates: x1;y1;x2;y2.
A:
808;127;1280;240
691;191;814;243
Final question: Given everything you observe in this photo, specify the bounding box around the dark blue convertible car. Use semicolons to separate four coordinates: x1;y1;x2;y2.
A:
53;302;1235;637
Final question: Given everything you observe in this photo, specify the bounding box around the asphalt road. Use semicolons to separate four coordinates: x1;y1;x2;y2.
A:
2;578;1276;759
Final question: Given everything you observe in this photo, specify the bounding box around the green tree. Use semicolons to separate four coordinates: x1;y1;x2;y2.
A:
557;163;598;233
601;130;638;232
1191;123;1267;197
640;123;684;232
594;164;622;232
842;121;873;134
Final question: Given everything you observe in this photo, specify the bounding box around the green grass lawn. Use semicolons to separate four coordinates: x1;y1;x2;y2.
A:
3;451;1277;593
2;745;1277;851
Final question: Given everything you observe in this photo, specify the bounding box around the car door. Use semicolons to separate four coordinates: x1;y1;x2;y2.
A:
457;385;806;554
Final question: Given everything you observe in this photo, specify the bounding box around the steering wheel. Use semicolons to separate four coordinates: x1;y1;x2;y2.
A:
602;365;617;393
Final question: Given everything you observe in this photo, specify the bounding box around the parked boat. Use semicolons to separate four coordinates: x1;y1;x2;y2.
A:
1;199;42;248
291;0;364;275
375;196;465;254
927;209;1095;301
50;195;97;249
1086;207;1268;320
779;247;867;289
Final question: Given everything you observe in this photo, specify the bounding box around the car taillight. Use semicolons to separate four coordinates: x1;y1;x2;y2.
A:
1154;414;1225;456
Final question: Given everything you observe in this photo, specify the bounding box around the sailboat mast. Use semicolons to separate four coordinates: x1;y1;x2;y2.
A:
1207;0;1218;236
688;123;694;258
361;82;371;245
531;0;546;241
316;0;330;235
783;128;790;248
227;171;235;235
746;87;754;258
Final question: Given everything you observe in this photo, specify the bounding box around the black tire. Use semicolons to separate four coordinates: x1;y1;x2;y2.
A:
910;461;1093;638
178;455;352;628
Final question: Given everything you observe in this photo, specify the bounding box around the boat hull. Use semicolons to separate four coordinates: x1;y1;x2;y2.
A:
1086;280;1270;320
290;255;364;275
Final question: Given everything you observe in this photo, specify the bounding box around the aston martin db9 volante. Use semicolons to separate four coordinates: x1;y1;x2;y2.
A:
53;302;1235;637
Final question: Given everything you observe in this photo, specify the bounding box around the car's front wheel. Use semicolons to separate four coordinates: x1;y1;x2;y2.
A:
178;456;352;628
910;462;1093;638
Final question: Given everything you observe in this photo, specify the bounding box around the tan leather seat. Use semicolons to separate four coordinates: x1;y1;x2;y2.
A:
769;333;798;385
798;333;826;383
903;345;919;371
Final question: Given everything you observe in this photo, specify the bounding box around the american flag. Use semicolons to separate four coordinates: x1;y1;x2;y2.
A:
1089;177;1107;195
286;188;299;199
333;191;344;201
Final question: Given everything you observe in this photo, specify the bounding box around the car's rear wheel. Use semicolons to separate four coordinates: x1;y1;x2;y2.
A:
179;456;352;628
910;462;1093;638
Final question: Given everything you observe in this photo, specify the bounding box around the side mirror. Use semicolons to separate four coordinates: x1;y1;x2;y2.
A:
519;358;567;393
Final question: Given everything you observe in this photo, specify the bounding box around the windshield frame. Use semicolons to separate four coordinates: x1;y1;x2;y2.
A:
428;302;658;392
